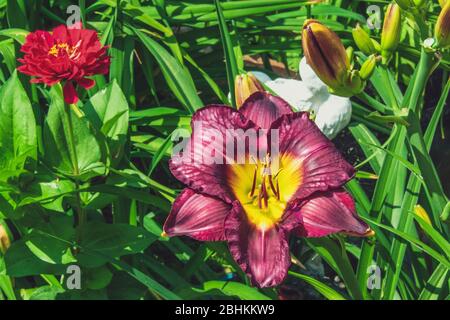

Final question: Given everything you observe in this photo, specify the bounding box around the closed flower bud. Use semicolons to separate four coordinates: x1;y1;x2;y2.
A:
352;24;377;55
414;205;432;226
381;3;402;63
302;19;350;93
234;72;265;108
348;70;364;93
0;224;10;254
346;46;355;68
372;39;382;52
359;55;378;80
435;1;450;48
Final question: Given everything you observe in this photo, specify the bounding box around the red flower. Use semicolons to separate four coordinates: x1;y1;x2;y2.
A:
17;25;110;104
163;92;372;288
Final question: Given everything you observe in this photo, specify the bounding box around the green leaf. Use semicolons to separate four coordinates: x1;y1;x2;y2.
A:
2;239;66;277
0;28;29;44
83;80;129;164
179;280;271;300
288;271;346;300
77;223;156;267
43;84;105;179
20;285;64;300
0;71;37;180
413;214;450;258
132;27;203;113
83;266;113;290
24;215;76;265
214;0;239;107
418;263;448;300
6;0;28;29
18;173;75;211
307;237;363;300
367;218;450;268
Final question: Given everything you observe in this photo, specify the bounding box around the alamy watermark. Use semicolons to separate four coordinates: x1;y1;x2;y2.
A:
367;264;381;290
171;121;280;171
65;265;81;290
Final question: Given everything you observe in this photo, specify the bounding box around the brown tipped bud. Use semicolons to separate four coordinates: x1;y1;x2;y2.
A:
435;1;450;48
302;19;350;92
234;72;265;108
381;3;402;63
0;224;11;254
352;24;377;55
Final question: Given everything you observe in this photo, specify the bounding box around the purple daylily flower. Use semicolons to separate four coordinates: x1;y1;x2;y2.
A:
163;92;372;288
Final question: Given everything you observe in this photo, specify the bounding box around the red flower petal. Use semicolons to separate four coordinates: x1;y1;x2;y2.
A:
17;24;110;89
239;92;293;130
77;78;95;89
225;205;292;288
294;189;371;237
169;105;259;203
269;112;355;201
163;188;231;241
52;25;69;43
63;81;79;104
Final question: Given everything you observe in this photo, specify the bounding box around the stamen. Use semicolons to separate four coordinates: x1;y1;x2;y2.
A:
268;175;278;198
249;167;257;197
276;180;280;200
261;176;268;209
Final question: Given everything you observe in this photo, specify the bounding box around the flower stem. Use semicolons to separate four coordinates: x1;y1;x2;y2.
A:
405;49;447;226
408;49;439;113
65;103;86;242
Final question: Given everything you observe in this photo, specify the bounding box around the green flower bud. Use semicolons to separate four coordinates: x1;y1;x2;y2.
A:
359;55;378;80
435;1;450;48
352;24;377;55
372;39;382;52
348;70;364;93
381;3;402;64
346;46;355;67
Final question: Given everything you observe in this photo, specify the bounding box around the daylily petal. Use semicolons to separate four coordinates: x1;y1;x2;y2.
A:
265;78;325;113
269;113;355;201
225;205;292;287
169;105;258;203
163;188;231;241
315;93;352;139
294;189;371;237
239;92;292;130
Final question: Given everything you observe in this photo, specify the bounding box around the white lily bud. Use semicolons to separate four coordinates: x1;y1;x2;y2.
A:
265;78;325;113
299;57;327;92
315;94;352;139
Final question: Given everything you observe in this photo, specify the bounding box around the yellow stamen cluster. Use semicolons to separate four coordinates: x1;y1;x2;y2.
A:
247;155;281;210
48;41;81;59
